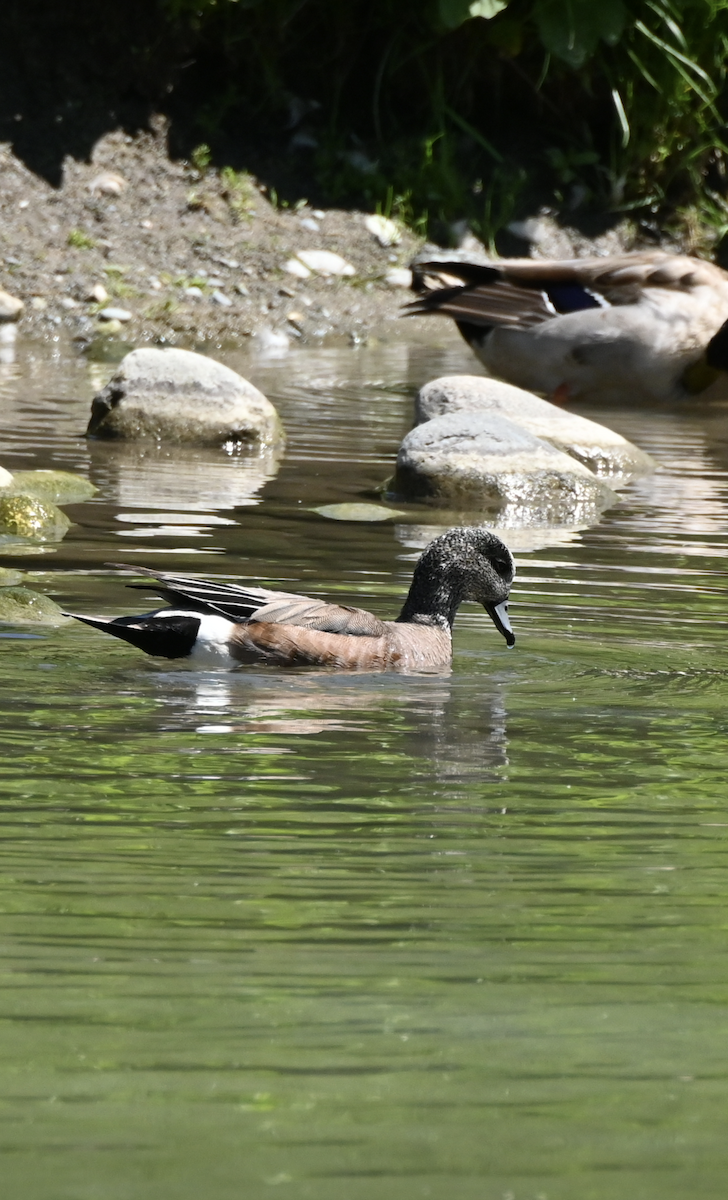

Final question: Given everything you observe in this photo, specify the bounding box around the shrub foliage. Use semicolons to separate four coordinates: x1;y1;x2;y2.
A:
160;0;728;242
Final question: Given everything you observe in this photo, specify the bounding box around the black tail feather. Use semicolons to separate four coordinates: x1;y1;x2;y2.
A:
64;612;201;659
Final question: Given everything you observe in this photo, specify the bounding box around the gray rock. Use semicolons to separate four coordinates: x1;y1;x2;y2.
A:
0;494;72;543
0;289;23;321
415;376;654;480
87;347;284;447
393;411;616;522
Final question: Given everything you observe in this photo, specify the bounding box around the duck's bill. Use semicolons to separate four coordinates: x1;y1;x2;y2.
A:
485;600;515;647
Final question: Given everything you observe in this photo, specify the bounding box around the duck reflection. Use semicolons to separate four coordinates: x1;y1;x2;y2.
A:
153;667;511;783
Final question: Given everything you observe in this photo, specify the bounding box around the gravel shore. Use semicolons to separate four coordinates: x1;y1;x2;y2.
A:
0;119;425;352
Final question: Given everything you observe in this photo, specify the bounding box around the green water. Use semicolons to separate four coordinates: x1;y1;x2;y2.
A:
2;335;728;1199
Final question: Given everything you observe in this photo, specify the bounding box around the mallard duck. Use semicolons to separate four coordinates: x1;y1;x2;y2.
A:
405;251;728;404
64;528;515;671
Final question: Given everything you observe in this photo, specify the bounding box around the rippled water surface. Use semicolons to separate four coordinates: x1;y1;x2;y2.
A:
2;333;728;1200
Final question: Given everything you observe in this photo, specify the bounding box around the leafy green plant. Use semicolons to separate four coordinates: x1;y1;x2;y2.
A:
155;0;728;245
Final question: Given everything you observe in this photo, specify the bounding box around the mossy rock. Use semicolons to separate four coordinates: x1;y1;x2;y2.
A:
0;568;24;586
7;470;97;504
0;494;72;542
0;586;67;624
312;503;405;521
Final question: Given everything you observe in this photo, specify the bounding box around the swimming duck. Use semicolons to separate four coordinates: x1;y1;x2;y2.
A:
64;527;515;671
405;251;728;404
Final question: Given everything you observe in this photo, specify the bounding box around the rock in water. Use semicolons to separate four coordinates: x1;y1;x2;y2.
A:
0;586;67;624
393;411;616;523
86;348;284;447
414;376;654;480
0;494;72;542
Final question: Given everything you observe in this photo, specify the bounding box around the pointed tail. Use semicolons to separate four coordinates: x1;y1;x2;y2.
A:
63;612;201;659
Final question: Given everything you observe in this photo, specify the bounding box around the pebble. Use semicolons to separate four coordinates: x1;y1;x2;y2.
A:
284;258;312;279
299;218;319;232
149;277;162;290
88;284;109;303
235;282;251;296
312;210;325;220
30;297;47;311
385;268;413;288
98;307;132;322
60;297;78;309
295;249;355;276
0;289;24;320
183;287;203;300
96;318;123;334
364;214;401;247
89;171;127;196
211;290;232;307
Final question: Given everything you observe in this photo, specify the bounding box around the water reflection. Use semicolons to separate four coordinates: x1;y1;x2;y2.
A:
157;667;510;784
85;440;283;541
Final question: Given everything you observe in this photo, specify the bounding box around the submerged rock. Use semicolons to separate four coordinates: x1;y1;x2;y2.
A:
313;502;405;522
87;347;284;447
393;411;616;522
0;494;72;542
8;470;96;504
0;586;67;625
414;376;654;480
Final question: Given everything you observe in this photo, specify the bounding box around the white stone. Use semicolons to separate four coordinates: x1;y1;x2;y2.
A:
295;249;355;276
87;347;284;447
88;284;109;303
98;307;132;322
89;171;126;196
183;287;203;300
0;289;23;321
284;258;311;279
299;218;319;232
365;214;401;247
211;290;233;307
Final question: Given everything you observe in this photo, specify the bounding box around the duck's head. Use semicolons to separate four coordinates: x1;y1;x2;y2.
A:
399;526;516;645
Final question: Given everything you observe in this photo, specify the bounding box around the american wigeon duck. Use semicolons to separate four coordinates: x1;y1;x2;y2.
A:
405;251;728;404
64;527;515;671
